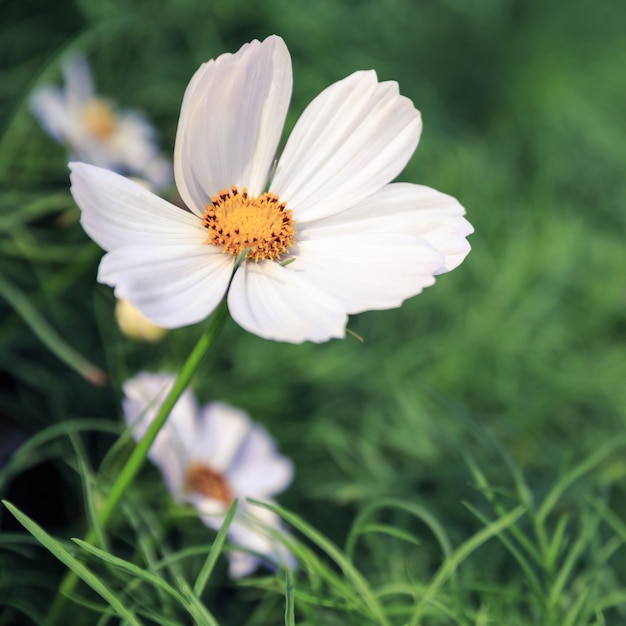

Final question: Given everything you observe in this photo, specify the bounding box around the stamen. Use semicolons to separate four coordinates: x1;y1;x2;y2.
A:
81;98;117;139
185;463;232;504
203;186;296;262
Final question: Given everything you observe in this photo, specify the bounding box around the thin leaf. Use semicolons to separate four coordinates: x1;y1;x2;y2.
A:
152;544;217;573
177;576;219;626
537;435;626;524
547;512;598;608
409;504;526;626
545;514;570;573
0;193;72;231
464;501;544;603
72;538;186;606
0;273;107;385
69;433;107;551
193;498;238;597
0;419;120;496
346;498;449;563
466;456;542;564
284;567;295;626
3;500;143;626
354;523;421;547
249;499;389;626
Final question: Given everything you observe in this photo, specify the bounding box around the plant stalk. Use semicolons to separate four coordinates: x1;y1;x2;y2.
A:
45;298;229;625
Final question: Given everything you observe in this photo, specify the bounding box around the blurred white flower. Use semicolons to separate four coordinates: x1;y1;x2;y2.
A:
122;372;295;578
70;35;473;343
114;299;167;342
30;54;172;190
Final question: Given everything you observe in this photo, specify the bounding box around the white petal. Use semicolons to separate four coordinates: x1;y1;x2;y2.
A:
139;155;174;191
62;54;94;108
29;87;70;143
174;35;292;215
70;162;205;251
71;163;234;326
226;424;294;498
109;111;161;173
192;402;253;472
303;182;473;272
294;233;443;314
271;71;421;222
149;440;189;503
122;372;175;440
193;497;229;521
98;244;233;329
226;550;261;579
122;372;199;499
226;504;295;577
227;261;347;343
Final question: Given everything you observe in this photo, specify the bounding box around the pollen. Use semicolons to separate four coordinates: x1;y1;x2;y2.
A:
203;186;296;262
185;463;232;504
81;98;118;139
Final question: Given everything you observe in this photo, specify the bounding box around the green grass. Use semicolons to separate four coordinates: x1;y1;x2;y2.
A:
1;0;625;624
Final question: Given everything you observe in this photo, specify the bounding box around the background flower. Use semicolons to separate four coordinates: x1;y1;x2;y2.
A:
114;299;167;342
122;372;295;578
30;54;172;190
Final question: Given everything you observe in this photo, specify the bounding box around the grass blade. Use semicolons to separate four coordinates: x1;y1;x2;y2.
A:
409;504;526;626
193;498;238;597
69;433;107;551
178;576;219;626
346;498;443;560
249;499;389;626
3;500;143;626
536;435;626;524
284;567;295;626
0;273;106;385
72;538;186;606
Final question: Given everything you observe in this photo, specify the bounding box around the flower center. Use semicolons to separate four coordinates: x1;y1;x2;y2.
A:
203;186;296;262
81;99;117;139
185;463;232;504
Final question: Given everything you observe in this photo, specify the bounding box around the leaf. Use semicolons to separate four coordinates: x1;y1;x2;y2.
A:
72;538;186;606
0;273;106;385
284;567;295;626
193;498;238;596
2;500;143;626
248;499;389;626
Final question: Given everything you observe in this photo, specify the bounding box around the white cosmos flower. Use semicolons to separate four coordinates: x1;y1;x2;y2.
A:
70;35;473;343
122;372;295;579
30;54;172;190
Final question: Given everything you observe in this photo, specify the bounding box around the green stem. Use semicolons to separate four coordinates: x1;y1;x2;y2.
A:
45;298;229;626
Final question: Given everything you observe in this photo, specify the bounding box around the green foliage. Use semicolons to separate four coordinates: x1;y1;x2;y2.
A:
1;0;625;624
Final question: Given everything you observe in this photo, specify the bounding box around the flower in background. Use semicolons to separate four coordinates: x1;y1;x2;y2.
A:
70;35;473;343
122;372;295;579
30;54;172;190
114;299;167;342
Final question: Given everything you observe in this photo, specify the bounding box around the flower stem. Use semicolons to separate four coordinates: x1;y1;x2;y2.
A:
45;298;230;626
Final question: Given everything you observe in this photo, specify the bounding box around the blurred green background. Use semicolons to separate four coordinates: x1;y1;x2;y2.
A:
1;0;625;624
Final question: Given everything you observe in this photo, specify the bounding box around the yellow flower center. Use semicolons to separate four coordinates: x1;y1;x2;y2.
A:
203;186;296;262
185;463;232;504
81;99;117;139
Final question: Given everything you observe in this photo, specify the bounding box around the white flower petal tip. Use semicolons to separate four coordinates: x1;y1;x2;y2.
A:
226;510;298;578
174;35;292;214
72;38;471;341
228;261;348;344
271;69;423;222
30;54;170;188
121;372;296;579
70;162;233;329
